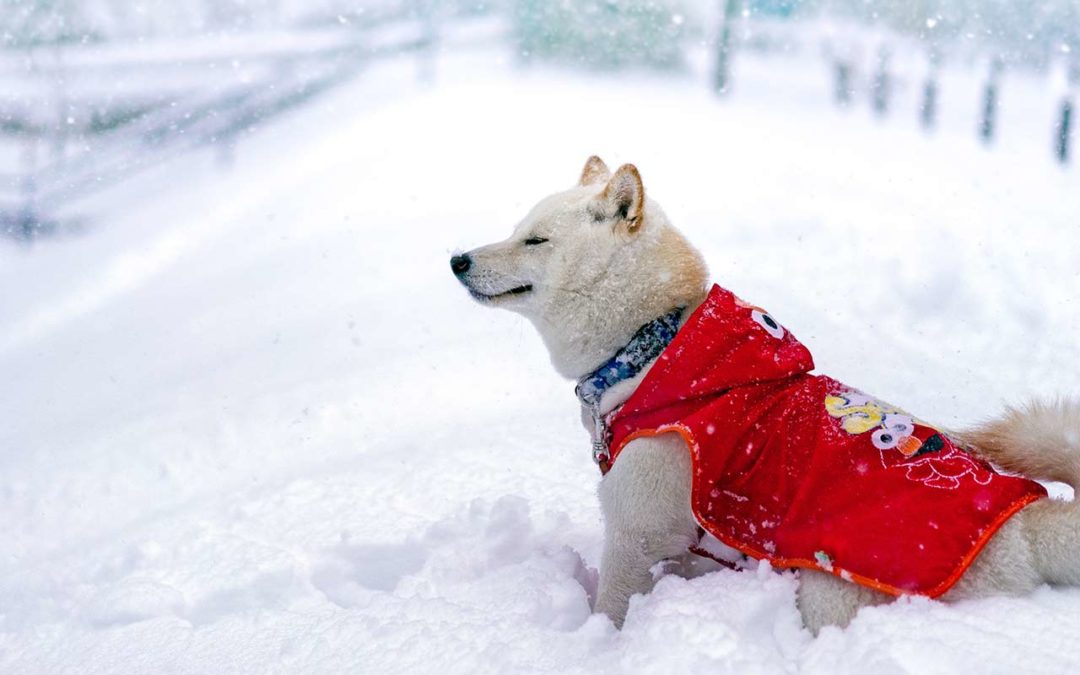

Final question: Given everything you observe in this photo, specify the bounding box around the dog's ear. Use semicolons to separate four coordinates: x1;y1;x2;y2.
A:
596;164;645;232
578;155;611;186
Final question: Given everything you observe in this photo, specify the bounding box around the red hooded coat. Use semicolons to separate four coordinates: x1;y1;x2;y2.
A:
606;285;1046;597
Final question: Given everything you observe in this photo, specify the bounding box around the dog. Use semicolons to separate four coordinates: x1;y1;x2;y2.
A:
449;156;1080;633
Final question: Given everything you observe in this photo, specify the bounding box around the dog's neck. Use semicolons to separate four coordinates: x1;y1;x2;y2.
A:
573;291;709;468
588;290;708;411
574;306;685;413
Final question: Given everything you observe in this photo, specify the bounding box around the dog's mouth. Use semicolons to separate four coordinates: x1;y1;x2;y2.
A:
468;284;534;302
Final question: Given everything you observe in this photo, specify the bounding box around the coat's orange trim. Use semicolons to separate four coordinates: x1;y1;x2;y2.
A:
608;425;1044;598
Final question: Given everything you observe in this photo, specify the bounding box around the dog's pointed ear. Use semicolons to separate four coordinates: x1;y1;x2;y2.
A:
578;155;611;186
597;164;645;232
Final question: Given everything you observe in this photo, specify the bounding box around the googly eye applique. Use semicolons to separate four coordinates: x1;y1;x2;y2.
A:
882;414;913;437
873;414;921;454
751;309;785;339
872;427;900;450
826;390;937;457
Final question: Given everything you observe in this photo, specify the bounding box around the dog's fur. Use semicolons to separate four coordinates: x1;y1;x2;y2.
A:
451;156;1080;633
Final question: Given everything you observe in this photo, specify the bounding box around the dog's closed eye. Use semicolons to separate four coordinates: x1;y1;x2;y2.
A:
524;236;549;246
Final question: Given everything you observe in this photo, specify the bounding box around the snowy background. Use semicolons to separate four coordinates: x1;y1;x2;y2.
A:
2;1;1080;673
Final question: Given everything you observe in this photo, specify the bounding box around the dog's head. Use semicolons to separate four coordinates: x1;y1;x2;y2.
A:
451;157;708;378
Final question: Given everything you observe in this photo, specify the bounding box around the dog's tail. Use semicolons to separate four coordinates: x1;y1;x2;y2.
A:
961;397;1080;488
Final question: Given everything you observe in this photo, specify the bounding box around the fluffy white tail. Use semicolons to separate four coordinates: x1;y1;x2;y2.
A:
963;398;1080;488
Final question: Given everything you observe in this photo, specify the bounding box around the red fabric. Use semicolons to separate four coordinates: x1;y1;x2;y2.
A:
607;285;1046;597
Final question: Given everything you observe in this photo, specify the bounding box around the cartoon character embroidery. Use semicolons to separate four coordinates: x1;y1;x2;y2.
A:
824;390;923;456
825;389;996;490
903;451;994;490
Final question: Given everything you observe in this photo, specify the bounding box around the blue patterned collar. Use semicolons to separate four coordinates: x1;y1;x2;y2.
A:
575;307;685;410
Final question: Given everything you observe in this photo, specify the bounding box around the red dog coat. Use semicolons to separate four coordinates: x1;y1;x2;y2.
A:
606;285;1046;597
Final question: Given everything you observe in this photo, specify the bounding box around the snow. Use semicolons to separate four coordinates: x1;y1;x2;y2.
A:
2;47;1080;672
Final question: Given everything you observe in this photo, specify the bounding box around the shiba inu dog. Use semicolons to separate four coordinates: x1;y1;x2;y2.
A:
449;156;1080;633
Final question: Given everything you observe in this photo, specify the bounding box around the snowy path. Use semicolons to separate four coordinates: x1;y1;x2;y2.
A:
2;52;1079;673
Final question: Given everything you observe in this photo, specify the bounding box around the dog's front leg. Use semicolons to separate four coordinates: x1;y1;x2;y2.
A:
594;433;698;627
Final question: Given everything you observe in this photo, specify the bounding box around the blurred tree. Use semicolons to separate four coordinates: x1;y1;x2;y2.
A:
0;0;378;46
748;0;798;17
513;0;687;70
814;0;1080;69
0;0;103;46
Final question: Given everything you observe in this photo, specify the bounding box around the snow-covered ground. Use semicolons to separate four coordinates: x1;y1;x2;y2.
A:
2;47;1079;673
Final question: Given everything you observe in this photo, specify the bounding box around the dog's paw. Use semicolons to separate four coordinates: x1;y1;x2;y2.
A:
594;592;630;629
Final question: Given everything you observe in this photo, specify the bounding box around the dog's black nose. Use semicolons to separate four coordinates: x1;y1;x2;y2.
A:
450;253;471;276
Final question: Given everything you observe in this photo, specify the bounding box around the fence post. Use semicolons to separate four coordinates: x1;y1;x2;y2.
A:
870;46;891;116
1056;99;1073;164
829;37;857;108
920;49;940;130
713;0;741;95
979;56;1003;144
1056;59;1078;164
52;44;69;167
19;135;40;240
832;60;852;106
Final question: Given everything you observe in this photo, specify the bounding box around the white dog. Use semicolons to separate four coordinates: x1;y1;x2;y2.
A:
450;156;1080;633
